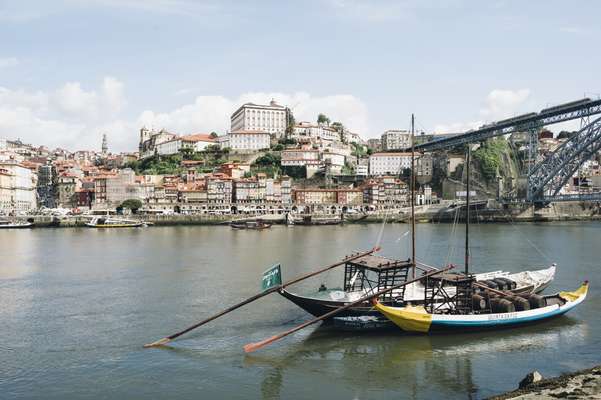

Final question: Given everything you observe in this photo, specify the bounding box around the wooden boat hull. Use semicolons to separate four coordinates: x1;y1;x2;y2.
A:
280;266;556;330
279;289;378;318
374;282;588;333
280;273;553;320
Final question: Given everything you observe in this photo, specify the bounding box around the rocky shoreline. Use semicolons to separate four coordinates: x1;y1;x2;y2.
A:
487;366;601;399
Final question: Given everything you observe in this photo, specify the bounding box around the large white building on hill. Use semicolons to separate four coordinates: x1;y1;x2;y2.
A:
230;100;289;138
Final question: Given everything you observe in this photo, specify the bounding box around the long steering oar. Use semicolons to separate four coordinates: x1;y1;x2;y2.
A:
144;248;378;348
243;264;454;353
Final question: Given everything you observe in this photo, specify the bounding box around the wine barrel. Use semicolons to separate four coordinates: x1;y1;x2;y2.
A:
481;280;499;290
504;295;531;311
518;293;547;308
472;294;486;311
490;298;516;313
496;277;517;290
492;278;509;291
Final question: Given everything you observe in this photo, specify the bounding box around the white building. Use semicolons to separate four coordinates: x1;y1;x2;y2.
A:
218;130;271;152
0;162;37;212
156;134;216;156
369;152;412;176
356;164;368;176
280;149;321;167
322;152;346;174
344;131;363;144
230;100;289;138
291;122;340;142
381;130;412;151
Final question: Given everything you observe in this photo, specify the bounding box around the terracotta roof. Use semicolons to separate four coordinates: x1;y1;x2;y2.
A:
229;129;270;135
181;134;215;142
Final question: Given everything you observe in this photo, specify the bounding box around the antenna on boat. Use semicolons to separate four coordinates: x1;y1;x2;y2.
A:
411;114;416;279
465;145;471;276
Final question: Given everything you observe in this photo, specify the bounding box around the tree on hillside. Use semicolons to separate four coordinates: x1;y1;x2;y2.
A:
330;121;344;132
210;131;218;138
285;110;296;139
120;199;143;213
317;113;330;125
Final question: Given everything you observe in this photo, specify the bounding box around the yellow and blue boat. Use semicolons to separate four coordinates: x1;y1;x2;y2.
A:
373;281;588;333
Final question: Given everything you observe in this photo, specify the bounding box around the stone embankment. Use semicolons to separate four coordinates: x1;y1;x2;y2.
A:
487;365;601;399
10;201;601;228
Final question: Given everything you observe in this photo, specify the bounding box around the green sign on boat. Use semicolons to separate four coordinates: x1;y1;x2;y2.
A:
262;264;282;292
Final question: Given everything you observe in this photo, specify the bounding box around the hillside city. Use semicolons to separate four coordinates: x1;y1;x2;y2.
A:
1;99;599;217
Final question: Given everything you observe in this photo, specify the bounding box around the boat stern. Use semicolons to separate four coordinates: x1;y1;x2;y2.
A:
559;281;589;304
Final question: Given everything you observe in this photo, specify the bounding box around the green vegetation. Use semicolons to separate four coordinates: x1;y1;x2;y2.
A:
119;199;143;213
126;154;185;175
127;146;231;175
472;138;509;182
250;152;282;178
281;165;306;179
317;113;330;125
341;162;355;175
351;142;367;158
285;112;295;139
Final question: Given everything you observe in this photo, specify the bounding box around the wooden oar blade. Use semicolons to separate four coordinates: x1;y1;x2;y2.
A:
244;336;279;353
143;337;171;348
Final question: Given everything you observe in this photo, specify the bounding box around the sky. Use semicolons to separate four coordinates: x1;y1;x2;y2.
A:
0;0;599;152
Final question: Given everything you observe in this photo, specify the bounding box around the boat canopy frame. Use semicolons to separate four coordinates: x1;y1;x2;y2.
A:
343;255;413;304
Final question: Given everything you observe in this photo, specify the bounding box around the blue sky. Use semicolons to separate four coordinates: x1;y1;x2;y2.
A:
0;0;599;151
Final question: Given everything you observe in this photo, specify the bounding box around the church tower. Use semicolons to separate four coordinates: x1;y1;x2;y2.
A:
101;133;108;154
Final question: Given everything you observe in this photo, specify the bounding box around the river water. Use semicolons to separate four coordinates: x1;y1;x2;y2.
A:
1;222;599;399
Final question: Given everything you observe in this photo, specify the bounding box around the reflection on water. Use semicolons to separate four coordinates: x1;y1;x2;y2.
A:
244;317;587;400
0;223;599;399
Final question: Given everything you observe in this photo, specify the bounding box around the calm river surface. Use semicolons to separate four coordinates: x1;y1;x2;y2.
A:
1;222;600;399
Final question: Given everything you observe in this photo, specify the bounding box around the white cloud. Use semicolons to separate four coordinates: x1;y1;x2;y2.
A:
138;91;369;137
433;120;483;134
0;77;130;151
0;79;369;152
480;88;531;120
0;57;19;68
434;88;532;134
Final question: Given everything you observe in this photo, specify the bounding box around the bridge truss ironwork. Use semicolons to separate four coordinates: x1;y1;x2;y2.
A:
528;116;601;201
413;99;601;152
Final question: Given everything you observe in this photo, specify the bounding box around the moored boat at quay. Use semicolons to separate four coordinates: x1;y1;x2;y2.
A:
278;254;556;328
85;216;147;228
0;219;33;229
230;219;272;230
374;281;588;333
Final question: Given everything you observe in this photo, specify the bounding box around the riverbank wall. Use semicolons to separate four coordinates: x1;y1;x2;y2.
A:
10;201;601;228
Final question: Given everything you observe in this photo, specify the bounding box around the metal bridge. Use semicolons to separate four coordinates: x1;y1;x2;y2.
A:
408;98;601;203
413;98;601;152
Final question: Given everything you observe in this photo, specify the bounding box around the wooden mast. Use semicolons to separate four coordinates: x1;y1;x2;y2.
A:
465;145;470;276
410;114;416;279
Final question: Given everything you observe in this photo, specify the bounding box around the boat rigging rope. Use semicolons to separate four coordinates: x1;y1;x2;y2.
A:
499;206;554;264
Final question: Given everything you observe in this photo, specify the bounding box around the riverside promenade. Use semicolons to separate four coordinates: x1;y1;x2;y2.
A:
8;200;601;228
